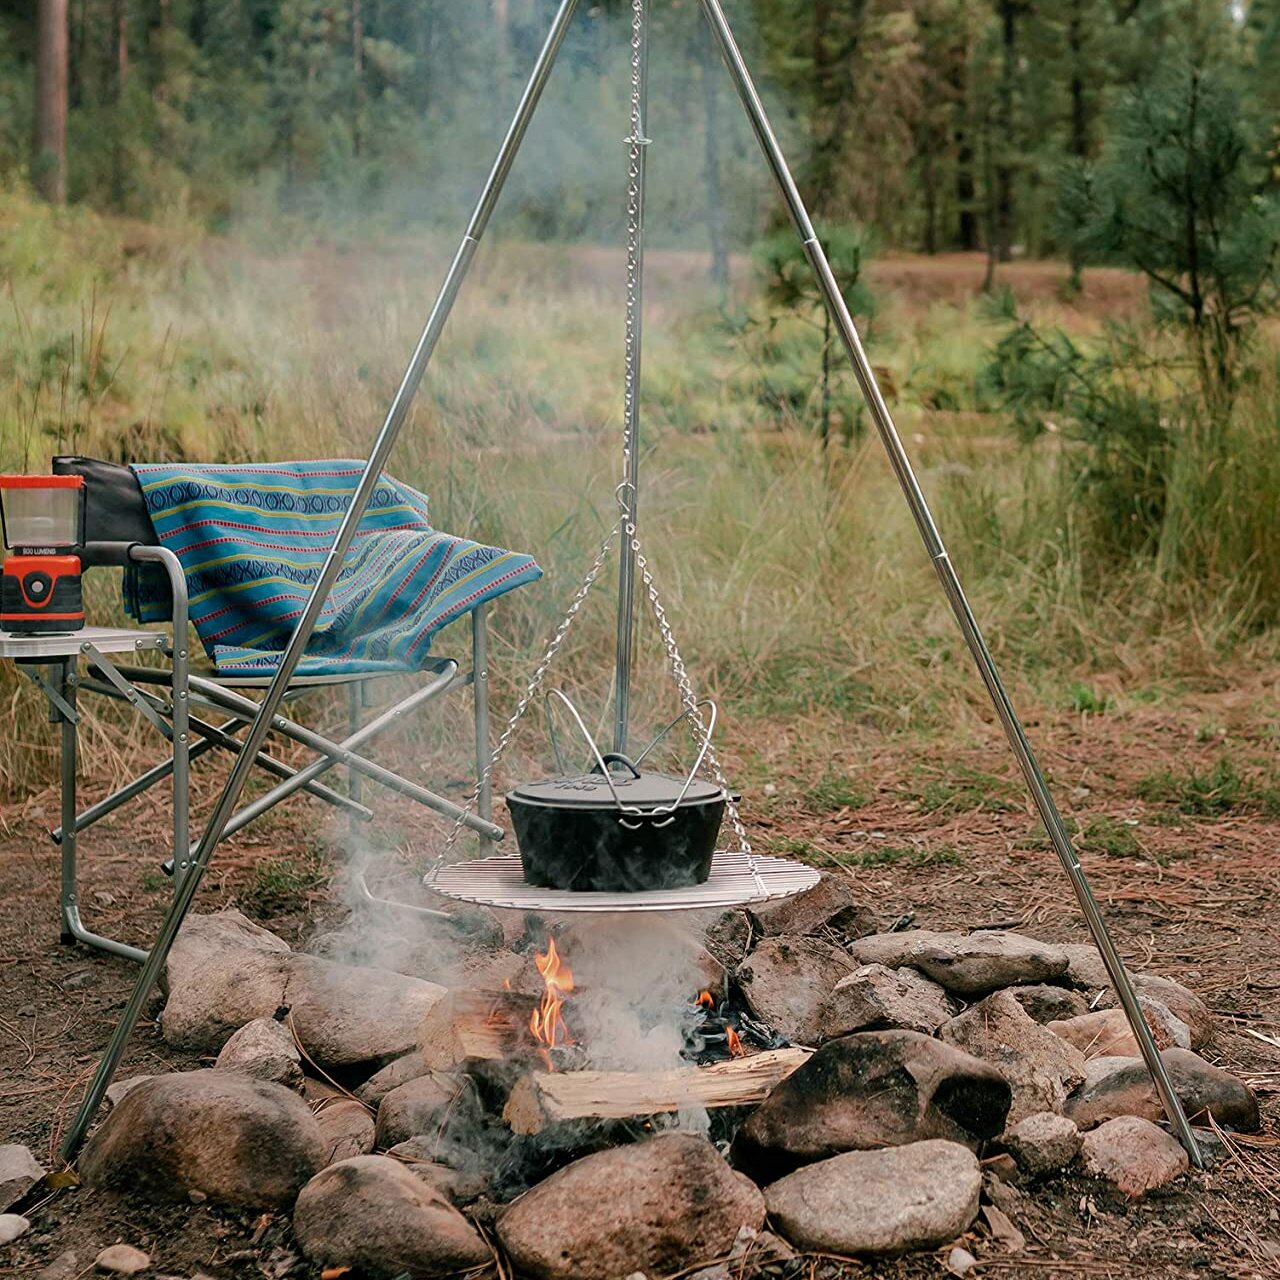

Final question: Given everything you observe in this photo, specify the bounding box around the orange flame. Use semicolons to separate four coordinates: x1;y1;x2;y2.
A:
726;1025;746;1058
529;935;575;1068
696;990;715;1010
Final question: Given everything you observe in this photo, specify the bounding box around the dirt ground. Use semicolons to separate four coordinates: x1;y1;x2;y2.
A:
1;665;1278;1280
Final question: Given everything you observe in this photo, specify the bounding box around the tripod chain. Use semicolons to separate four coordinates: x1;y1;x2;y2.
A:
625;518;753;859
441;517;622;856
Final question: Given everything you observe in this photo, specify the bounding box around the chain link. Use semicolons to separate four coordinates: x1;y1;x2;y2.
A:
434;0;753;874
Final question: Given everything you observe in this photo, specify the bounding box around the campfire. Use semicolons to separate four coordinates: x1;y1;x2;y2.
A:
528;936;575;1069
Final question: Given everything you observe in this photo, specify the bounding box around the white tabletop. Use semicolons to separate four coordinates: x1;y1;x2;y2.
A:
0;626;166;660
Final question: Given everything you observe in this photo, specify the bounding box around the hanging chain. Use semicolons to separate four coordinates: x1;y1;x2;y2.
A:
434;0;754;873
440;518;621;857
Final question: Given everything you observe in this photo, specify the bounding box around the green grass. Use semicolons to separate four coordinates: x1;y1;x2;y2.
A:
802;771;871;814
242;856;329;918
2;191;1279;805
904;763;1021;814
1068;682;1112;714
1136;756;1280;818
1078;815;1141;857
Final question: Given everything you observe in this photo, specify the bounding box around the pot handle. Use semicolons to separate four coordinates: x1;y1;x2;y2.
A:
542;689;645;818
631;699;720;818
593;752;643;779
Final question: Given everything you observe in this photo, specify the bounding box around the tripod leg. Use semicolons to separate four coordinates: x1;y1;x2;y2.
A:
57;0;582;1163
698;0;1202;1167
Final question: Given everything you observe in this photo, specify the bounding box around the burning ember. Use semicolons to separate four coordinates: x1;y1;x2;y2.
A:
529;935;575;1068
684;989;782;1065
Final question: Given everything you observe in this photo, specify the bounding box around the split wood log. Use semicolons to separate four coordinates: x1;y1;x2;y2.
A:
419;989;540;1070
502;1046;811;1135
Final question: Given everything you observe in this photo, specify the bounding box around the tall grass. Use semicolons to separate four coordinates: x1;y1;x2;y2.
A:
1;191;1276;805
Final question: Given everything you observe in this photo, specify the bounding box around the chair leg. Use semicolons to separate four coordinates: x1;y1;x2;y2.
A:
347;681;364;841
58;658;77;947
473;604;492;823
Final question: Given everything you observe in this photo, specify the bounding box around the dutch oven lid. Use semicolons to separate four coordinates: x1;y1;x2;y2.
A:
507;760;725;810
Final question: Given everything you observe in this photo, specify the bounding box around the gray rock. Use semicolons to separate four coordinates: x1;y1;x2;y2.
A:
1065;1048;1259;1132
0;1214;30;1244
1081;1115;1189;1198
80;1069;324;1209
939;990;1086;1124
214;1016;303;1091
283;954;446;1070
160;911;446;1069
94;1245;151;1274
315;1100;376;1165
160;910;293;1050
1060;943;1110;990
374;1072;482;1149
854;930;1069;997
497;1133;764;1280
1003;1111;1082;1176
798;963;955;1042
293;1156;490;1278
748;873;877;942
731;1029;1012;1180
103;1076;153;1112
1011;984;1088;1024
1048;1000;1190;1060
0;1144;44;1210
354;1051;429;1109
764;1140;981;1256
737;936;855;1041
386;1143;489;1204
1097;974;1213;1050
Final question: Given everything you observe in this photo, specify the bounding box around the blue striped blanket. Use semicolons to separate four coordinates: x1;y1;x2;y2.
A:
122;460;541;676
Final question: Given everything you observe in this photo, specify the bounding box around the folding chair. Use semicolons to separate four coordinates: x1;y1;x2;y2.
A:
42;456;511;961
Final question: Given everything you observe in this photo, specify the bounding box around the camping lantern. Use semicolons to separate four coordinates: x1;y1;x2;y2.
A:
0;475;86;634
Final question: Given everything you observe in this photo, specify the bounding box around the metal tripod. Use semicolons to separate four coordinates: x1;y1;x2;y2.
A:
60;0;1202;1166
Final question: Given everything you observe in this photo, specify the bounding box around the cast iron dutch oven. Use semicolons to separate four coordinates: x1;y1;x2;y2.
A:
507;753;727;892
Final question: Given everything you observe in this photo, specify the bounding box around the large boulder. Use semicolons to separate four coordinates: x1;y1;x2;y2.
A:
798;964;955;1042
737;937;855;1041
1048;1001;1190;1061
1097;974;1213;1050
160;910;293;1050
1081;1116;1189;1199
293;1156;490;1278
80;1070;324;1208
497;1134;764;1280
939;990;1086;1125
285;954;446;1069
852;930;1069;997
763;1140;980;1256
1065;1049;1259;1132
375;1072;483;1149
160;911;446;1069
748;874;877;941
731;1030;1012;1180
214;1016;303;1090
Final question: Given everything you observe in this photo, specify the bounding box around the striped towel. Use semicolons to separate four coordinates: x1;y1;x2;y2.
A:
122;460;541;676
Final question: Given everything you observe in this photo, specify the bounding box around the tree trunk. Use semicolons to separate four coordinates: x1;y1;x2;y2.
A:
34;0;69;204
111;0;129;209
698;23;730;303
994;0;1017;263
352;0;364;157
949;38;978;251
493;0;509;65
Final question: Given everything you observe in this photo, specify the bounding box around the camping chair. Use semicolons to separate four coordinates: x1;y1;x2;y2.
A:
41;456;524;961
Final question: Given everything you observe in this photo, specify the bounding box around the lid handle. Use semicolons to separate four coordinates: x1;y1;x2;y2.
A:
592;752;642;779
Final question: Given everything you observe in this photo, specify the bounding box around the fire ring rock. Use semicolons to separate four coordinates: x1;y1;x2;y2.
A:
730;1030;1012;1181
736;936;856;1042
496;1132;765;1280
852;930;1069;997
79;1070;325;1209
293;1155;490;1278
764;1139;981;1256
